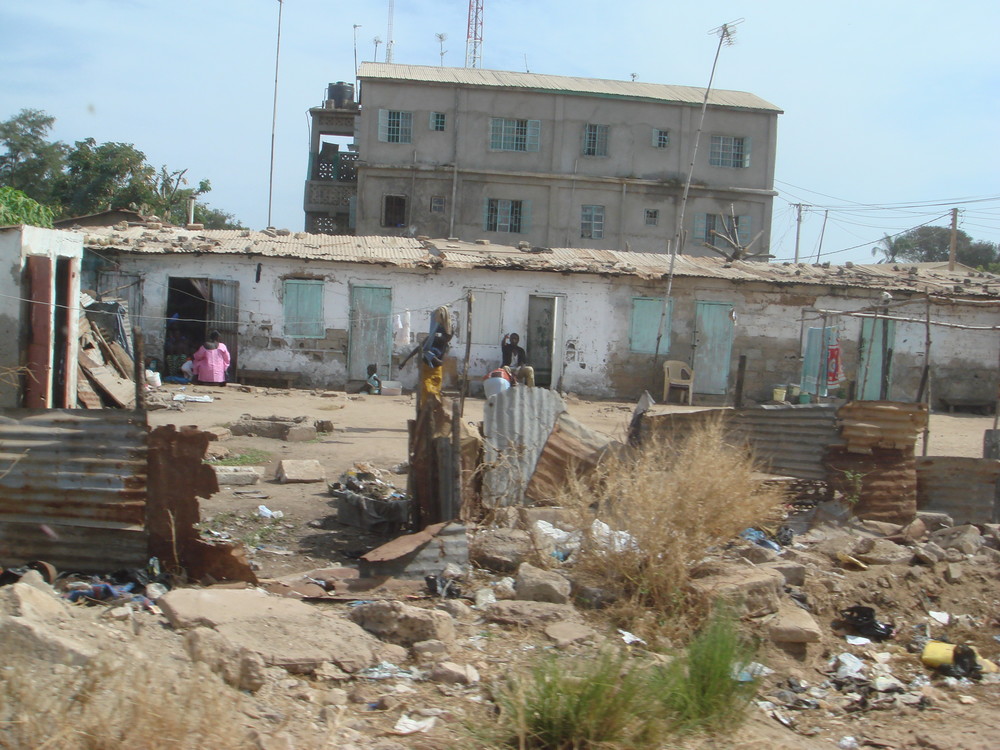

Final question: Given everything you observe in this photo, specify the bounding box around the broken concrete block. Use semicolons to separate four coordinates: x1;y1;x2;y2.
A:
285;425;317;442
212;465;263;486
760;561;807;587
544;621;596;648
860;520;903;536
916;511;954;531
930;524;983;554
276;459;326;484
204;426;232;442
515;563;571;604
686;568;785;618
348;600;455;646
435;599;472;620
184;626;267;692
484;600;583;628
944;563;963;583
914;541;946;565
470;528;533;573
0;582;68;621
431;661;479;685
0;615;97;665
852;537;912;565
737;545;779;564
412;639;449;663
768;605;822;644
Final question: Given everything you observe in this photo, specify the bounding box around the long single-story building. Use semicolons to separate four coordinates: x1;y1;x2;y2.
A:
77;223;1000;405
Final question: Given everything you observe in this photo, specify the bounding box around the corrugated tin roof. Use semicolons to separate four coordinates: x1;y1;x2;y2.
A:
78;226;1000;298
358;63;783;113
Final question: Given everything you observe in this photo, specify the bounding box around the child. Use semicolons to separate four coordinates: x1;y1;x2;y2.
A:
363;364;382;395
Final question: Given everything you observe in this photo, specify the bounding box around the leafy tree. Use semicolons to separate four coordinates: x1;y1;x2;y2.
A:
0;186;54;227
880;225;998;269
0;109;67;206
58;138;156;217
870;233;911;263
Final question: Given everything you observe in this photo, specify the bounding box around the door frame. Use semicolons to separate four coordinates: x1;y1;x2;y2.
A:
525;293;566;389
348;284;393;381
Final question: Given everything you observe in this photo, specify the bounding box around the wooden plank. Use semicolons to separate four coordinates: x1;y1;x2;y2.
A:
79;352;135;408
360;522;447;563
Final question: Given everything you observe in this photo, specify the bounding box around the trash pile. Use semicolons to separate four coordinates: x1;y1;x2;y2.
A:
329;462;412;535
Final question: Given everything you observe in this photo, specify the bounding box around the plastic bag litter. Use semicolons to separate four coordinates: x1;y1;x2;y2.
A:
618;628;646;646
733;661;775;682
474;588;496;607
740;527;781;552
357;661;423;680
832;652;866;679
838;605;894;641
257;505;284;519
390;715;437;735
591;520;637;552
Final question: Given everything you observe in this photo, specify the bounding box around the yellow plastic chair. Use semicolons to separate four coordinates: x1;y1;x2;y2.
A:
662;360;694;404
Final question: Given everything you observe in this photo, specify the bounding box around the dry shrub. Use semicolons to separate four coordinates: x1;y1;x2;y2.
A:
0;653;253;750
560;417;786;628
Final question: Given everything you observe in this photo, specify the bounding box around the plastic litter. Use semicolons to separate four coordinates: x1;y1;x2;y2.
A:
257;505;284;519
845;635;871;646
390;715;437;735
928;610;950;625
172;393;213;403
740;527;781;552
425;574;462;599
833;652;866;679
838;737;860;750
618;628;646;646
591;519;637;552
474;588;496;607
734;662;775;682
357;662;423;681
921;640;997;679
838;605;894;641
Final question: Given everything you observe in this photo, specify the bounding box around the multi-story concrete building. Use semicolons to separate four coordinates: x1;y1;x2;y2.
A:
305;63;781;256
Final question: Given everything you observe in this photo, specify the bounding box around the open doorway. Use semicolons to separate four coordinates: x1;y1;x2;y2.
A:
526;294;565;389
164;278;239;378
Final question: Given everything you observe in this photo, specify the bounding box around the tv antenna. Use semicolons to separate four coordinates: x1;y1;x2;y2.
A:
436;32;448;66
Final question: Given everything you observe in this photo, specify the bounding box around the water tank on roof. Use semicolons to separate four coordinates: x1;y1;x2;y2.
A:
327;82;355;108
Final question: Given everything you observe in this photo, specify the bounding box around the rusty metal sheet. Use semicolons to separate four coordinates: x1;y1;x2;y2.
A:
826;446;917;524
524;414;616;504
837;401;928;454
916;456;1000;524
731;404;840;481
0;408;148;571
482;387;567;508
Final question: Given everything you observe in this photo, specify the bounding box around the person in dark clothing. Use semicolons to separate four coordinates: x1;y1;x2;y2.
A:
501;333;535;387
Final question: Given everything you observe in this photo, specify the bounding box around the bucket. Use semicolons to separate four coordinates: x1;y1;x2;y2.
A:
921;640;999;673
483;377;511;399
772;387;787;402
798;393;812;404
380;380;402;396
787;384;801;399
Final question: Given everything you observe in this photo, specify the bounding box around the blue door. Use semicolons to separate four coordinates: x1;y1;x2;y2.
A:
693;301;735;395
858;317;896;400
349;286;393;381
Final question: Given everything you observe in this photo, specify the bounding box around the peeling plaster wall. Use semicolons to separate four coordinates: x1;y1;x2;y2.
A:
102;250;1000;403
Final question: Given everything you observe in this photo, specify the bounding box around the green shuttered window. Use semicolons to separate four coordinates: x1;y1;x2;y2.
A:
630;297;671;354
284;279;324;338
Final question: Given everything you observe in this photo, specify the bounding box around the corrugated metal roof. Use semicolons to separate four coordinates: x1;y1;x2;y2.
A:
78;226;1000;298
0;409;148;572
359;63;782;113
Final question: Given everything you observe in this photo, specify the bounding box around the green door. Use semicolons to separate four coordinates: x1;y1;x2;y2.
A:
858;317;896;400
693;301;735;395
349;286;392;381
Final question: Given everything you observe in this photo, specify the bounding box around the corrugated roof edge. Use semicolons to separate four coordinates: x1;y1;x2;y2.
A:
358;62;782;114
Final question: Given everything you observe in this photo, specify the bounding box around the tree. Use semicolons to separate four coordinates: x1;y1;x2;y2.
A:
0;186;54;227
870;233;911;263
58;138;156;217
0;109;67;206
882;225;998;269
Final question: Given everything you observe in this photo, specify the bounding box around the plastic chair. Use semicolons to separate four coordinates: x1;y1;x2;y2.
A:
662;360;694;404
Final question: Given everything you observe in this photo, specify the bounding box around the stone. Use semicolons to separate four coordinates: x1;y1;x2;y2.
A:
515;563;571;604
760;561;807;587
213;465;263;485
430;661;480;685
184;626;267;692
0;581;68;621
470;528;534;573
314;419;335;433
435;600;472;620
285;425;317;442
494;577;517;599
852;537;912;565
349;600;455;646
572;584;618;609
484;600;582;628
319;688;349;706
276;459;326;484
872;675;906;692
686;567;785;618
893;518;928;543
768;606;822;644
0;615;96;665
737;545;779;564
914;541;946;565
204;425;232;441
412;639;449;663
944;563;963;583
860;520;903;536
943;548;966;563
916;512;954;531
159;588;384;674
544;621;596;648
930;524;983;554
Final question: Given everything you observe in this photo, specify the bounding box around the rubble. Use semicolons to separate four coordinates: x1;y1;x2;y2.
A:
212;465;263;485
514;562;572;604
275;459;326;484
469;528;534;572
348;600;456;645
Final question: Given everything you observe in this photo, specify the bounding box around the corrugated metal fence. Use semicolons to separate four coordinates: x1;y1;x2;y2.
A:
0;409;148;571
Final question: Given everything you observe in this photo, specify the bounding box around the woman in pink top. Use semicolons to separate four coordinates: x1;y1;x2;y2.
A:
192;330;230;385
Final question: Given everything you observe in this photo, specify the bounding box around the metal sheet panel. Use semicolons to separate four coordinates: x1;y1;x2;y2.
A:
838;401;928;454
0;409;148;571
916;456;1000;524
482;387;567;508
731;404;840;481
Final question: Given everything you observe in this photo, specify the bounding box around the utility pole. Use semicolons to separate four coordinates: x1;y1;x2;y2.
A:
792;203;805;263
266;0;283;229
352;24;361;74
814;209;829;263
947;207;959;272
385;0;395;63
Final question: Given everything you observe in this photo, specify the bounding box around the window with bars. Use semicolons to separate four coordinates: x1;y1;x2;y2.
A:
582;124;609;156
653;129;670;149
709;135;751;168
581;205;605;239
429;196;446;213
644;209;659;226
694;213;751;247
488;118;540;152
377;109;413;143
484;198;529;233
430;112;446;131
284;279;324;338
382;195;407;227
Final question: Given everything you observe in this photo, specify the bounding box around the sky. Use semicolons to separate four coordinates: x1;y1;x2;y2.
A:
1;0;998;265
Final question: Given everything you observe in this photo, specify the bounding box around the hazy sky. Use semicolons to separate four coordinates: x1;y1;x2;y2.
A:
2;0;998;264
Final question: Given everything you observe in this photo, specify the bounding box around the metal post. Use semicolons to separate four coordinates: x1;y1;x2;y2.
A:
460;292;473;416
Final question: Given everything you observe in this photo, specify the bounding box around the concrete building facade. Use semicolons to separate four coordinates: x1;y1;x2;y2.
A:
334;63;781;256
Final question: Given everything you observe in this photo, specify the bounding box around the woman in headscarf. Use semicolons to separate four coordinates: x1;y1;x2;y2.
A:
418;306;452;403
192;329;231;386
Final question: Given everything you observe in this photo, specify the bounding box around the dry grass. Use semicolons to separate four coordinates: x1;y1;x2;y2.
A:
559;418;786;633
0;653;253;750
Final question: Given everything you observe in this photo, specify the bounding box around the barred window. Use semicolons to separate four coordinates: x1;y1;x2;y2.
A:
489;118;541;152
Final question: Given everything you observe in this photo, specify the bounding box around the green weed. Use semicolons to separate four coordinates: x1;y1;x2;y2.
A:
206;449;272;466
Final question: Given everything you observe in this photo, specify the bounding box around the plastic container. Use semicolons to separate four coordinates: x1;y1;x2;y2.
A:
799;393;812;404
787;384;801;399
483;377;511;399
145;370;162;388
772;387;787;402
380;380;402;396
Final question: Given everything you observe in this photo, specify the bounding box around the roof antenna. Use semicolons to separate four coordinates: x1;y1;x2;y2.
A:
523;54;529;73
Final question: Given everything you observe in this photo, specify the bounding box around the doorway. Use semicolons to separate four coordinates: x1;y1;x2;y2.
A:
526;294;564;388
349;285;393;381
693;300;735;395
164;278;239;377
858;317;895;400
